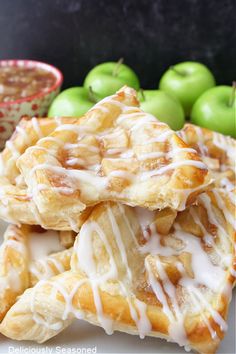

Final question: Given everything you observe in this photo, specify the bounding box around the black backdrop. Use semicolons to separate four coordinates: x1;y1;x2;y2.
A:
0;0;235;89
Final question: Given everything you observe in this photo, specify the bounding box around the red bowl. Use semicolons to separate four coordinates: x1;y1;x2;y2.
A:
0;59;63;149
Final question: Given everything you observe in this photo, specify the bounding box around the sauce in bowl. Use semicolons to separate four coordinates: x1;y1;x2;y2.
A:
0;60;63;149
0;66;57;103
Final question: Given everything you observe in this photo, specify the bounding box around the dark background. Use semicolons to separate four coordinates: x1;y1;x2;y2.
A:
0;0;235;89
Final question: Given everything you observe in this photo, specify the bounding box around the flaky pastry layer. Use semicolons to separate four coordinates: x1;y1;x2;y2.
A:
16;87;210;230
179;123;235;190
0;224;73;321
0;116;92;230
1;187;235;354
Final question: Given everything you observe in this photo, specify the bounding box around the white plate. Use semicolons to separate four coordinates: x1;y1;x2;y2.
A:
0;220;235;354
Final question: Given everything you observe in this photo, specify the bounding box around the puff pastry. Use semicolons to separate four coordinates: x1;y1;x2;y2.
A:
15;87;211;236
0;116;92;230
0;224;73;321
179;123;235;191
1;187;235;354
0;116;77;184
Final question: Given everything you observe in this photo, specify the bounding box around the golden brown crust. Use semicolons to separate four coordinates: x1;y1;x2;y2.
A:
15;87;210;235
0;92;235;354
179;123;235;189
0;116;78;183
29;248;73;287
0;224;73;321
0;116;92;230
0;225;29;321
1;189;235;353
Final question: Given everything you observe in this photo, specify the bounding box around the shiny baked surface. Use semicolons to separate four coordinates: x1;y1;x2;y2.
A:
0;87;235;354
0;116;91;230
16;87;210;228
0;224;74;321
1;188;235;353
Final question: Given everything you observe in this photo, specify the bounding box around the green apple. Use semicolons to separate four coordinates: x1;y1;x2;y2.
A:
84;59;140;99
48;87;97;117
138;90;185;130
191;85;236;138
159;61;216;116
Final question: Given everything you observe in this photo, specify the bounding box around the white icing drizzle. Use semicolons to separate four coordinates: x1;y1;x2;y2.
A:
117;112;156;125
77;221;118;281
212;189;236;229
5;140;20;159
107;206;132;281
109;170;135;181
64;143;100;153
92;282;113;334
220;178;235;193
137;147;197;161
119;281;151;339
145;259;181;331
55;124;90;134
120;150;134;159
93;96;126;110
99;128;125;139
30;255;66;282
135;207;155;240
187;289;217;340
198;193;232;245
10;91;233;344
129;117;162;132
189;286;228;332
140;160;207;181
15;173;25;186
30;260;54;281
54;116;63;126
16;92;213;217
118;204;139;247
213;132;236;163
32;117;43;139
68;217;80;233
61;279;87;320
106;148;127;155
30;280;66;331
16;125;31;144
37;183;75;195
27;145;52;154
137;189;234;343
28;187;235;345
155;256;187;346
66;158;87;166
0;227;27;292
2;227;65;295
39;136;62;145
189;208;226;264
134;298;152;338
30;163;109;192
76;221;116;333
28;230;65;261
175;228;225;292
173;179;213;211
141;130;173;144
194;126;208;155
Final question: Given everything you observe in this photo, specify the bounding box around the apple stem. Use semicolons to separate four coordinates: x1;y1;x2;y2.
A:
113;58;124;77
88;86;97;103
229;81;236;107
170;65;186;77
140;88;145;101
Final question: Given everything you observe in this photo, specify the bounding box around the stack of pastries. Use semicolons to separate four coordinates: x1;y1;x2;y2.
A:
0;86;235;354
